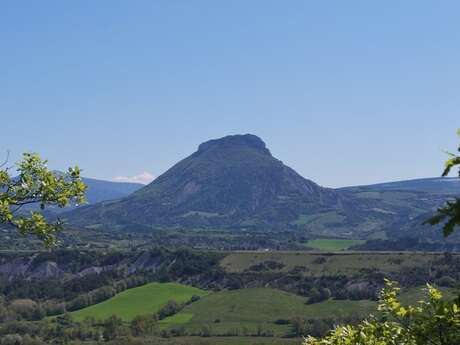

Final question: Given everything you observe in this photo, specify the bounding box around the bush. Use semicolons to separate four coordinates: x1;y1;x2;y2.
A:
306;288;321;304
157;300;181;320
190;295;201;302
307;287;330;304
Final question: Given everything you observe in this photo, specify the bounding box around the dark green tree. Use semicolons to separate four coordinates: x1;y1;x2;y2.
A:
130;315;157;336
103;314;123;341
307;288;322;304
0;152;86;246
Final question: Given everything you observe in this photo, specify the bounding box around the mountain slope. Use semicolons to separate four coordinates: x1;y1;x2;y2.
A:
67;134;348;230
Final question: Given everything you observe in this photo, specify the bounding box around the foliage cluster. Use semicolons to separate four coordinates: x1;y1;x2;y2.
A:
0;153;86;246
304;280;460;345
425;129;460;236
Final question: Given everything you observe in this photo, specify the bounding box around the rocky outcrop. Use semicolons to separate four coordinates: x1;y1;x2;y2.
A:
28;261;64;280
0;251;167;282
128;251;164;274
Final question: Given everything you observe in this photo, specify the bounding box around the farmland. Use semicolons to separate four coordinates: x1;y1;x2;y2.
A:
220;251;458;277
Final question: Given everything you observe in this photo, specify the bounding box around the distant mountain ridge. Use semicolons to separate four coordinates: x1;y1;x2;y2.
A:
342;177;460;194
16;174;143;215
81;176;144;204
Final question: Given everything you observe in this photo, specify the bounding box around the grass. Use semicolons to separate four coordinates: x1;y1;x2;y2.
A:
136;336;301;344
71;282;208;322
160;288;376;336
160;313;194;325
305;239;366;251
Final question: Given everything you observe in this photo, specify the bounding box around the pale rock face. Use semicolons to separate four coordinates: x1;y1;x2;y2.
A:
0;251;168;282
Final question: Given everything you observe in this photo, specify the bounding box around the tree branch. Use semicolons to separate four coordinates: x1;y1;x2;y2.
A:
0;150;10;169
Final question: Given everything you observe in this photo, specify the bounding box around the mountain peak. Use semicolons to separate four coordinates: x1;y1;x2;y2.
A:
197;134;270;155
67;133;342;231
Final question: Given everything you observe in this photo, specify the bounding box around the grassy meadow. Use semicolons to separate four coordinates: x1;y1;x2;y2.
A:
159;288;376;336
71;282;208;321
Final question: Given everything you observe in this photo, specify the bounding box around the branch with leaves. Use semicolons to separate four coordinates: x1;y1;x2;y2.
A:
0;153;87;247
425;129;460;237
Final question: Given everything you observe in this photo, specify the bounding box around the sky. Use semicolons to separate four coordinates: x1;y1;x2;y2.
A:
1;1;460;188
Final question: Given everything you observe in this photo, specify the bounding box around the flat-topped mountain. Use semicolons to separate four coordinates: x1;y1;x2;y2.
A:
67;134;347;230
133;134;342;213
66;134;450;239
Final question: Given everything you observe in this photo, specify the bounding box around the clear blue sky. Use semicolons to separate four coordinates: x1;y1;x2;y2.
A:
1;1;459;187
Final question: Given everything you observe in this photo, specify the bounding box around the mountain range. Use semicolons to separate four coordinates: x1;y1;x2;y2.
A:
78;176;144;204
64;134;458;240
17;175;143;215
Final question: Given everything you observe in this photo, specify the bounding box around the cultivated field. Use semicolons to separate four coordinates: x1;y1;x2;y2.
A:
220;251;457;276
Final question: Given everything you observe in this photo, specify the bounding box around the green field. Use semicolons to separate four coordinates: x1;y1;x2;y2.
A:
305;239;366;251
71;283;208;321
160;288;376;336
69;279;455;340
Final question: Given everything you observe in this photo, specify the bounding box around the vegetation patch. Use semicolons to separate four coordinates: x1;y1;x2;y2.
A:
305;239;366;251
159;312;194;325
